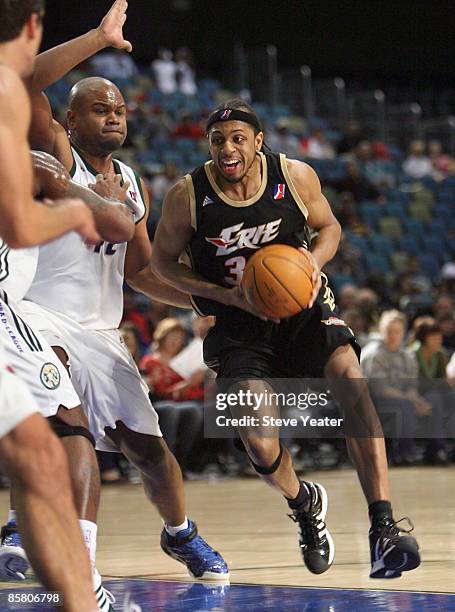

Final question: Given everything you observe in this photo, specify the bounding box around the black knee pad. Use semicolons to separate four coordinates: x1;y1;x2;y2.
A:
49;418;96;448
250;443;284;475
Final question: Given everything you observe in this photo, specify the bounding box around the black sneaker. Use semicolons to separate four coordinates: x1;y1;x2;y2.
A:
369;517;420;578
288;482;334;574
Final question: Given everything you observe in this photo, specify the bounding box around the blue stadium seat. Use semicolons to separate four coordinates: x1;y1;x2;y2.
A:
370;234;395;255
399;235;420;255
428;218;446;235
421;235;448;260
385;203;407;223
347;235;369;251
418;253;440;277
403;219;425;240
359;202;382;227
388;190;410;205
433;204;452;223
365;253;390;274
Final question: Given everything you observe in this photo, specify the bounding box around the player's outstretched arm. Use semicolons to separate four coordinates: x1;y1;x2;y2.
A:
287;159;342;307
29;0;132;93
0;68;99;248
32;151;134;243
127;262;192;309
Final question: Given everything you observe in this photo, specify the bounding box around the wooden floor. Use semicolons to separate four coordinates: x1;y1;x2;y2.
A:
1;466;454;593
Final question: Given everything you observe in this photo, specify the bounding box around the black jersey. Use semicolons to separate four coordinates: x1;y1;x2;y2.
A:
186;152;312;317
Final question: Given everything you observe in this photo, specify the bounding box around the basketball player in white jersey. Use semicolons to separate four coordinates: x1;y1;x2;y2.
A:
0;150;135;610
0;1;100;610
5;3;229;580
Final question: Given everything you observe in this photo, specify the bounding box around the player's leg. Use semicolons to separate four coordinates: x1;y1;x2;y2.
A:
324;343;421;578
0;414;97;612
227;377;333;575
105;422;229;580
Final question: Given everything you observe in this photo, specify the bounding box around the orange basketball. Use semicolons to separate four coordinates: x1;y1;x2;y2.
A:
241;244;314;319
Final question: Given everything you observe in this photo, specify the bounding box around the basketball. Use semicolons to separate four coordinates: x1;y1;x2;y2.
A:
241;244;314;319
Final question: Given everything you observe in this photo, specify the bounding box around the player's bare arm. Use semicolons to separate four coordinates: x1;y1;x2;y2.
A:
152;179;271;319
32;151;134;243
287;159;342;307
125;177;192;308
28;0;132;93
0;67;99;247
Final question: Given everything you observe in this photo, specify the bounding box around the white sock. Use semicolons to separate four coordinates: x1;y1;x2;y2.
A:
79;520;98;570
7;510;17;524
165;518;189;536
92;566;102;590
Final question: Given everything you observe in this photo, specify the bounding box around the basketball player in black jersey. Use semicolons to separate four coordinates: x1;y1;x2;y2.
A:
152;100;421;578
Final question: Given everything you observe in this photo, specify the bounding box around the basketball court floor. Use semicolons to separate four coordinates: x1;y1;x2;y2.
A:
1;466;454;610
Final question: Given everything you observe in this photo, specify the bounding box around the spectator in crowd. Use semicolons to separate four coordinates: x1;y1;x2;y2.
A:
120;323;142;365
361;310;439;465
433;294;454;320
409;318;450;463
300;128;335;160
337;119;364;155
331;160;382;203
340;308;370;347
140;318;204;474
90;48;138;81
151;48;177;94
355;140;394;189
172;109;205;140
150;161;180;203
267;119;301;159
402;140;433;179
428;140;453;179
175;47;197;96
437;313;455;355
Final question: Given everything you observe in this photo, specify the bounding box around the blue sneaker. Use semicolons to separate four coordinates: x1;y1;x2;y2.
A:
0;524;28;580
160;520;229;580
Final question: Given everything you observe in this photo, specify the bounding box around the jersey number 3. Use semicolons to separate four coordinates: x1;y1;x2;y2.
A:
224;256;245;285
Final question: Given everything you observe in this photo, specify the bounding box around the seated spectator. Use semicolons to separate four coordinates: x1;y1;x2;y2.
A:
140;318;204;473
151;48;177;94
300;129;335;160
90;48;138;81
337;119;364;155
429;140;453;179
402;140;433;179
267;119;301;159
409;318;450;463
361;310;443;465
150;161;180;203
331;160;382;203
438;313;455;356
175;47;197;96
355;140;394;189
341;308;370;347
120;323;142;365
172;110;204;140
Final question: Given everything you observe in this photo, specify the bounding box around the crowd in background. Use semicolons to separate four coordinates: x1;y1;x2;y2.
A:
5;49;455;487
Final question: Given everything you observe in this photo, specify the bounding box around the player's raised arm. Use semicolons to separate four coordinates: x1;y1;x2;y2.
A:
29;0;132;93
287;159;342;307
0;68;99;247
32;151;135;243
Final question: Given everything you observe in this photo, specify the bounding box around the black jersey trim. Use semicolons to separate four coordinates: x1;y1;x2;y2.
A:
189;295;206;316
184;174;197;230
204;152;267;207
0;241;11;282
279;154;309;219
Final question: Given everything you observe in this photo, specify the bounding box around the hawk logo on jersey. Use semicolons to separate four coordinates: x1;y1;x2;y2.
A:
205;218;282;256
40;362;61;390
273;184;286;200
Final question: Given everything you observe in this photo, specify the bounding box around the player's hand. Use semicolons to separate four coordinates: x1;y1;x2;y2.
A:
89;174;130;203
298;247;321;308
226;286;280;323
98;0;133;52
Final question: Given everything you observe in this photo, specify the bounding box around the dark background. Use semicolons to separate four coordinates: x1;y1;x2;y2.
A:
42;0;455;81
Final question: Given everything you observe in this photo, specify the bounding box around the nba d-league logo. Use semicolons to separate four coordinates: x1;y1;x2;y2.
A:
40;362;61;390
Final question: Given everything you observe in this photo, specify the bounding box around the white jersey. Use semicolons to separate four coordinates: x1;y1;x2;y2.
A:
25;147;146;329
0;240;38;302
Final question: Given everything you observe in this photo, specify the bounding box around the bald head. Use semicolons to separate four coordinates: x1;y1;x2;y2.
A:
69;77;123;112
67;77;127;156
